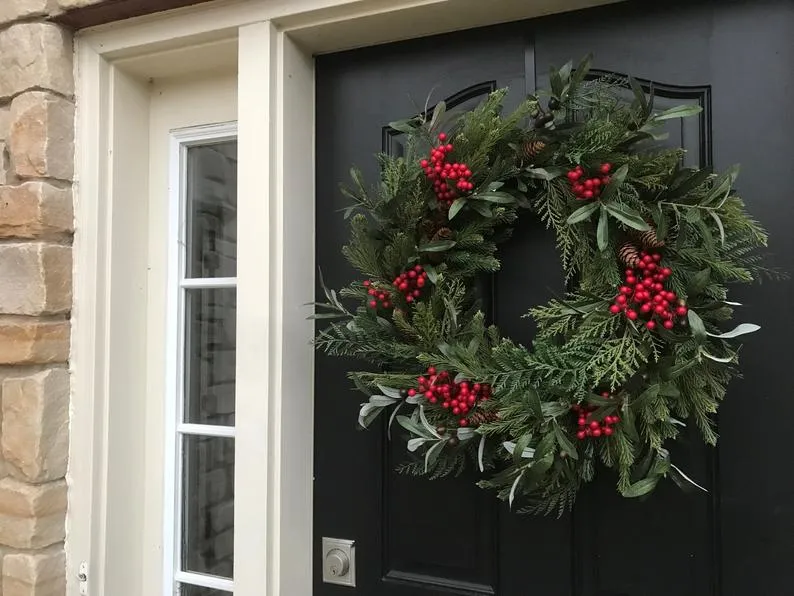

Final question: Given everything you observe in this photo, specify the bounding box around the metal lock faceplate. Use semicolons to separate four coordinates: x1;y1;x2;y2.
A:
322;537;356;587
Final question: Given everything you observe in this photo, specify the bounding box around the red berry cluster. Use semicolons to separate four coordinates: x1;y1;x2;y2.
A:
420;133;474;207
572;392;621;440
408;366;492;428
392;265;428;303
363;280;392;310
566;162;612;200
608;252;688;331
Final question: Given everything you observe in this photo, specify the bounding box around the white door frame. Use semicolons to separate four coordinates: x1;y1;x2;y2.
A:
69;0;617;594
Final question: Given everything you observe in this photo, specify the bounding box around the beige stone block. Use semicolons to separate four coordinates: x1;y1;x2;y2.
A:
57;0;103;8
0;244;72;315
3;545;65;596
0;106;10;141
2;368;69;483
0;318;69;364
0;1;58;26
9;92;74;181
0;479;65;549
0;24;72;99
0;182;73;239
1;141;12;185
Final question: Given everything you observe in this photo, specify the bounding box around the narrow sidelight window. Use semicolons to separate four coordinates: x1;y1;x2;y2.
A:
167;126;238;596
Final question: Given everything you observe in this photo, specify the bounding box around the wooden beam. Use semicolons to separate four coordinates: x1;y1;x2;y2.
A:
54;0;216;30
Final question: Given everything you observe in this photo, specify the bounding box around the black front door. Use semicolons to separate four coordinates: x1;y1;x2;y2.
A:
314;2;794;594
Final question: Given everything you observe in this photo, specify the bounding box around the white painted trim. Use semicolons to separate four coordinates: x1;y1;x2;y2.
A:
68;37;111;596
174;571;234;592
178;423;237;438
71;1;620;595
234;21;276;595
180;277;238;288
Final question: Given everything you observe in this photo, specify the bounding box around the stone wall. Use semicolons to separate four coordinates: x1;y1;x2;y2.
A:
0;2;85;595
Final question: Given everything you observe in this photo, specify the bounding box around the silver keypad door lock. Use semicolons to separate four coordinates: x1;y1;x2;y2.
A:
322;537;356;587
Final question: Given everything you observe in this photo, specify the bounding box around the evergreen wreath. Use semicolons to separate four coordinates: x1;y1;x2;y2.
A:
314;56;777;515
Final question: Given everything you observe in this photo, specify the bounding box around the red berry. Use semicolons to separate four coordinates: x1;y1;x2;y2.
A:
646;320;656;330
661;267;672;277
589;420;600;430
459;419;468;427
601;391;611;398
640;303;652;313
600;163;612;174
583;190;594;199
382;301;391;309
592;428;602;438
626;310;638;320
616;295;627;305
593;178;601;187
604;427;614;436
576;431;586;440
652;253;662;262
609;304;621;314
584;179;594;189
663;320;675;330
438;132;446;141
626;276;636;285
369;300;377;308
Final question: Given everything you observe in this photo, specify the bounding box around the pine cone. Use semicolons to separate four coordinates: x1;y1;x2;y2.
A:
636;227;665;249
618;242;641;268
432;227;453;242
467;410;499;427
522;139;546;161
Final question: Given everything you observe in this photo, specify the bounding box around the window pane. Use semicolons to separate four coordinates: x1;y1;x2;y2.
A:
182;435;235;578
184;288;236;425
186;141;237;278
180;585;232;596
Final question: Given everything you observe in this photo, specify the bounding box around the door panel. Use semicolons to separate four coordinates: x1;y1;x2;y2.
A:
315;2;794;594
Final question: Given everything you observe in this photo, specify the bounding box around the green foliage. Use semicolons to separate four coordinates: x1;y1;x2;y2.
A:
313;56;774;516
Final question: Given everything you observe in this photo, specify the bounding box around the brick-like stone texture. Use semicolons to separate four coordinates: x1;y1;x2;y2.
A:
0;319;69;365
9;92;75;181
2;545;65;596
57;0;104;8
2;368;69;483
0;244;72;315
0;24;73;100
0;1;58;26
0;479;65;549
0;183;73;239
0;4;75;592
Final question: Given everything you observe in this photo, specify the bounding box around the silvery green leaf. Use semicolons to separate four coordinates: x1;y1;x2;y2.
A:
448;198;467;219
358;403;384;428
723;300;743;306
700;349;735;363
509;469;526;508
478;435;486;473
457;427;476;441
407;437;428;452
376;384;403;399
566;202;599;225
424;440;445;473
387;401;404;440
369;395;397;406
503;441;536;459
652;104;703;121
709;211;726;246
706;323;760;339
419;406;441;438
687;309;707;343
406;395;422;404
670;463;708;493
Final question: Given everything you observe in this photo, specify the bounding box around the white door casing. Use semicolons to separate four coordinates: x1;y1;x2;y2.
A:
69;0;619;594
